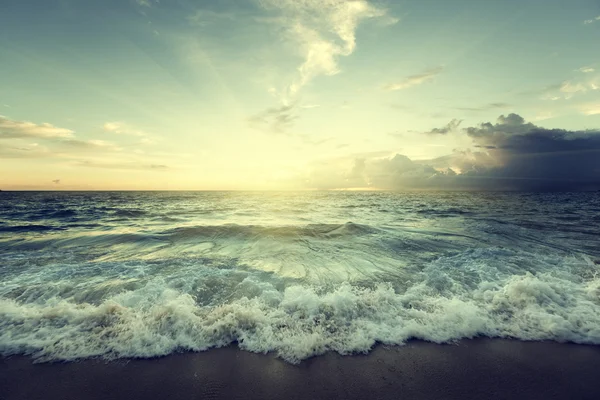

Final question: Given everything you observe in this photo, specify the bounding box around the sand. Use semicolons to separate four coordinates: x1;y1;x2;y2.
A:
1;339;600;400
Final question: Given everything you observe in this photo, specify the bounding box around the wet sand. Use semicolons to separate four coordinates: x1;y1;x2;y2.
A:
1;339;600;400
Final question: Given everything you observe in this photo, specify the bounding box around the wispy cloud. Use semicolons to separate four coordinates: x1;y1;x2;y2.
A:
538;76;600;100
384;66;443;91
260;0;395;101
0;142;52;159
103;122;148;137
75;160;170;170
187;9;236;26
455;103;512;112
578;66;595;73
0;115;171;173
103;121;155;144
62;139;122;151
135;0;156;7
424;119;462;135
297;133;331;146
247;104;298;133
581;103;600;116
0;115;74;139
583;16;600;24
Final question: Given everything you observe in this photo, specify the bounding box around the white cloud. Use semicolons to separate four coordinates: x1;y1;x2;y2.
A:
61;139;122;151
259;0;395;101
135;0;155;7
578;66;595;73
103;122;149;138
384;67;444;91
583;16;600;24
0;115;74;139
560;81;589;96
541;75;600;100
581;103;600;115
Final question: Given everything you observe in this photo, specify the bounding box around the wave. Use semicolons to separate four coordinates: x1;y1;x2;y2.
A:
164;222;380;240
1;248;599;363
0;224;66;233
0;222;380;249
109;209;148;218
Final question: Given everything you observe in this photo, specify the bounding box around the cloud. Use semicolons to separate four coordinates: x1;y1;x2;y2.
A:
384;66;443;91
297;133;332;146
52;179;60;185
298;114;600;191
301;153;453;190
0;116;74;139
187;9;236;26
424;119;462;135
455;102;512;112
0;143;52;159
103;122;148;138
75;160;169;170
583;16;600;24
578;66;595;73
260;0;394;100
103;121;154;144
539;76;600;100
135;0;157;7
463;113;600;189
581;103;600;116
61;139;122;151
247;104;298;133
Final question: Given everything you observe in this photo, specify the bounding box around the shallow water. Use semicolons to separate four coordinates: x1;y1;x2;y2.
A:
1;191;599;363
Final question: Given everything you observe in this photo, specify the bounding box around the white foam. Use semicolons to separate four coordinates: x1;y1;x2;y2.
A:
1;248;600;363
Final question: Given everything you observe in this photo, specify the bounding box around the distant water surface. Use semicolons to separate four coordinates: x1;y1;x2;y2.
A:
1;191;599;363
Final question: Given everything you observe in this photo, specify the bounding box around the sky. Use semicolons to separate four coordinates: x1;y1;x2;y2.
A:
1;0;599;190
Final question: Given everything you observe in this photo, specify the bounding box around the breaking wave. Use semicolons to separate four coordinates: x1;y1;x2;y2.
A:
1;248;599;363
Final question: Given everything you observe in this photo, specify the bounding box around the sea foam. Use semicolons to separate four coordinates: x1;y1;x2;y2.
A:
1;248;599;364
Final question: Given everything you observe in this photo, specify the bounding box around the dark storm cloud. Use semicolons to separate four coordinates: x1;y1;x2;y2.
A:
301;114;600;191
461;113;600;190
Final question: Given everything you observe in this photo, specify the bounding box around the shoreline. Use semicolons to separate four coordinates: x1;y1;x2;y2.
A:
2;339;600;400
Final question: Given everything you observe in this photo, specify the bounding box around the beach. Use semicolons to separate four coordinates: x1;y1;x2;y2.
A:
2;339;600;400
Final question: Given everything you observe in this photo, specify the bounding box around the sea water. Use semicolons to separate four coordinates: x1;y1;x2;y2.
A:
0;191;599;363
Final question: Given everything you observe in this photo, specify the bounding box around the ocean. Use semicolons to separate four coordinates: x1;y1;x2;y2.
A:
1;191;599;363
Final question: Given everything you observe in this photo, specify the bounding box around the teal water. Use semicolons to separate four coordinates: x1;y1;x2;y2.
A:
1;191;599;363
